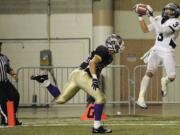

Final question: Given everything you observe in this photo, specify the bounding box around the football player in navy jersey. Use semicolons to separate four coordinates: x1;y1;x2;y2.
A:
135;3;180;109
31;34;124;133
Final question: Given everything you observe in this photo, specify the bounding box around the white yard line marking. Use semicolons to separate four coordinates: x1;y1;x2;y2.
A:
20;123;177;127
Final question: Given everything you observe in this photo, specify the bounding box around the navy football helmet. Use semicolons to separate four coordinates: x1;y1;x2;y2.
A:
105;34;124;53
162;2;180;18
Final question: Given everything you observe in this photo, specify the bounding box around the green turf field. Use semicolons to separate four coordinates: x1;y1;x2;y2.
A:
1;116;180;135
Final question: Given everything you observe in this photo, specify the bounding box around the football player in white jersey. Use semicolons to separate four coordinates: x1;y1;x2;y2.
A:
135;2;180;109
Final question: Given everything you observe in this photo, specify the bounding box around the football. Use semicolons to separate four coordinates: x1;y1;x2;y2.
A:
134;3;147;16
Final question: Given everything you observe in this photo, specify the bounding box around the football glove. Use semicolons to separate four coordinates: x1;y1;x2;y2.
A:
146;5;153;17
92;78;99;90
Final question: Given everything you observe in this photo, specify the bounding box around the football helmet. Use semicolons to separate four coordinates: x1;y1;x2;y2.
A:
105;34;124;53
162;2;180;18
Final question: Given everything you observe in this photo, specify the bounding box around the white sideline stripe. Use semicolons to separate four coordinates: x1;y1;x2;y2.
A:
21;123;177;127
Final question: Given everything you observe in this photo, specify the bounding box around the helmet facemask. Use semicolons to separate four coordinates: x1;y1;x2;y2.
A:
163;8;175;18
105;34;124;53
162;3;180;18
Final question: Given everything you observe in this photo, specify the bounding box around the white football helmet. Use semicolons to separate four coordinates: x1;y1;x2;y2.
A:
105;34;124;53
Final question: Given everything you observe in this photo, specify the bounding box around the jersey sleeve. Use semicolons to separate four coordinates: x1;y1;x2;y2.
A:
4;55;12;73
95;46;109;61
79;50;95;69
148;24;156;33
148;16;159;33
149;16;177;34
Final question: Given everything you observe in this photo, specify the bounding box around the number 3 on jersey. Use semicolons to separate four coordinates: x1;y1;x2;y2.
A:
158;21;179;42
173;22;179;28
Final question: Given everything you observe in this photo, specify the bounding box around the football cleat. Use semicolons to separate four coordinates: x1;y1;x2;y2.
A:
136;99;148;109
161;78;168;97
31;74;48;83
92;126;112;133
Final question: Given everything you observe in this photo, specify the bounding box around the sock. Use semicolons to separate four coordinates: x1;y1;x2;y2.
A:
94;104;104;128
42;80;51;87
94;120;101;129
138;75;150;100
47;84;61;98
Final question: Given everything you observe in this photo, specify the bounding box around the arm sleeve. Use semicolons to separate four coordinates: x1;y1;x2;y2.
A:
149;16;178;34
5;56;13;73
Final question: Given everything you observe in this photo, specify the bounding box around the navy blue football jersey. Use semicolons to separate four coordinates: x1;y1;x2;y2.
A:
79;45;113;78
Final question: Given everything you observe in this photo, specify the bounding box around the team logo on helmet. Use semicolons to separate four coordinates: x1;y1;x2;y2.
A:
105;34;124;53
162;2;180;18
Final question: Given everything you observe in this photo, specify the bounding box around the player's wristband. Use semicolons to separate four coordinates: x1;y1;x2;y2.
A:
138;16;143;21
92;74;97;79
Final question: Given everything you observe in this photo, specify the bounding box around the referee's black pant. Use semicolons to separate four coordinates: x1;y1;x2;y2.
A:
0;80;20;124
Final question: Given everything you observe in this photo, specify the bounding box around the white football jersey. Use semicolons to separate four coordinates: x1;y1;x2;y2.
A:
148;15;180;51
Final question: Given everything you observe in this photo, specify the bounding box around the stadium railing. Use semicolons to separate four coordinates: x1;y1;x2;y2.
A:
11;65;180;116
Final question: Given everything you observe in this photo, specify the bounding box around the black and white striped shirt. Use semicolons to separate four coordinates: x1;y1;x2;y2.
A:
0;53;12;82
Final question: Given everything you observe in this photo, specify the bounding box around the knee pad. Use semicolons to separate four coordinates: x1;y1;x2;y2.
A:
169;77;175;82
146;71;154;78
168;75;176;82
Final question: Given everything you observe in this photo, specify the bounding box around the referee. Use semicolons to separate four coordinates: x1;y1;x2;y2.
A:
0;42;21;126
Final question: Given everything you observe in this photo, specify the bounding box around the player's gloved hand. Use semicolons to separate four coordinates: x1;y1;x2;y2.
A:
146;5;153;17
92;78;99;90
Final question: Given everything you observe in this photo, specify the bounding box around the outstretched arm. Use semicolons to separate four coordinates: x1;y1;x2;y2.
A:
133;3;150;33
138;17;149;33
89;55;102;90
